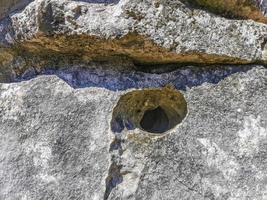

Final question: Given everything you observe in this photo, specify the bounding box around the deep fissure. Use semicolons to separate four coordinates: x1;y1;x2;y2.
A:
104;133;125;200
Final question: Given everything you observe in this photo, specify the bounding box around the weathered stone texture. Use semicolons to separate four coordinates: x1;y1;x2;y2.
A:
0;1;267;200
0;76;115;200
182;0;267;23
1;0;267;65
0;67;266;199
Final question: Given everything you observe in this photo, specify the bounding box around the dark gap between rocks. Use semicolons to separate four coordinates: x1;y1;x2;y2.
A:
105;134;125;200
8;63;254;91
104;163;123;200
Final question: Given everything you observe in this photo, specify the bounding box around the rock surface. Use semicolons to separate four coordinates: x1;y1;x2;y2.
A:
0;66;266;200
1;0;267;67
0;76;114;200
182;0;267;24
1;0;267;200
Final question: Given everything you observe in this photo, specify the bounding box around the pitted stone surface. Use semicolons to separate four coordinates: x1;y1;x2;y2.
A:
0;66;266;200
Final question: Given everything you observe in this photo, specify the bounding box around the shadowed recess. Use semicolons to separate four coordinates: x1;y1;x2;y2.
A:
11;65;254;91
104;163;123;200
140;106;169;133
111;86;187;134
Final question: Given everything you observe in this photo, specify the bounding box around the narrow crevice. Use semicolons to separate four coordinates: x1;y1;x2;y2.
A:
133;62;255;74
5;63;255;91
104;162;123;200
104;134;125;200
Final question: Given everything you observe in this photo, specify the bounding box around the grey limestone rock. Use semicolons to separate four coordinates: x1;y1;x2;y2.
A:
0;0;267;200
0;66;266;200
0;76;115;200
1;0;267;64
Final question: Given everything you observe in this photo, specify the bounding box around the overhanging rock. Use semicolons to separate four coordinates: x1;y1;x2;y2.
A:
1;0;267;66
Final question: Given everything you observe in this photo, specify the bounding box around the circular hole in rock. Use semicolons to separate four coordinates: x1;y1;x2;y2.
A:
111;86;187;135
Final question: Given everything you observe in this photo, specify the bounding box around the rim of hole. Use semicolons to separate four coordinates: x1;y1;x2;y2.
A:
111;87;188;135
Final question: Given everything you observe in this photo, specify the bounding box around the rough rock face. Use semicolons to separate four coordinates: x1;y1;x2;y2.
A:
182;0;267;23
0;66;266;200
1;0;267;69
0;76;114;200
1;0;267;200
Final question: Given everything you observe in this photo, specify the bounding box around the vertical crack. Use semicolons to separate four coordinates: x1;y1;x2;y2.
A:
104;135;124;200
104;162;123;200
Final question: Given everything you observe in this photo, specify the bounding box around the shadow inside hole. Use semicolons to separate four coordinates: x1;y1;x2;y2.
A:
140;106;169;133
111;87;187;134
